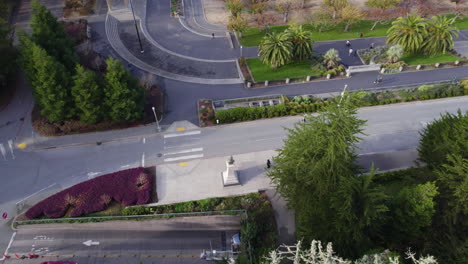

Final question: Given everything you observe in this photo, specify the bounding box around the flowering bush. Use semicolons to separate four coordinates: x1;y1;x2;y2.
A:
25;167;153;219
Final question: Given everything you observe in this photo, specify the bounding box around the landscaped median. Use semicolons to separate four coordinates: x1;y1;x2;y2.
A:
211;80;468;124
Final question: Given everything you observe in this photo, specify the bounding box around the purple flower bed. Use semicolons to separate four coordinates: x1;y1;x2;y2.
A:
25;167;153;219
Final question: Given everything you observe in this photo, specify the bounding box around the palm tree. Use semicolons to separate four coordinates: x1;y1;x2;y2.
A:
387;14;428;54
285;24;314;60
258;32;293;68
386;44;404;63
322;48;341;69
423;15;459;56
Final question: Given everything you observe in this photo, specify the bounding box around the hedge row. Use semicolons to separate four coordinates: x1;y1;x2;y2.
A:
215;83;468;124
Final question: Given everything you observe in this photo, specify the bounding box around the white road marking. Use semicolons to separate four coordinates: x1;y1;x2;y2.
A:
0;232;16;261
164;130;201;138
164;148;203;156
164;142;200;149
141;153;145;167
164;154;204;162
120;164;130;168
87;172;101;178
83;240;100;246
142;138;146;144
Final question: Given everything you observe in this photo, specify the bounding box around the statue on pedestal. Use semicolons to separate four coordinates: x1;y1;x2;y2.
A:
222;156;240;186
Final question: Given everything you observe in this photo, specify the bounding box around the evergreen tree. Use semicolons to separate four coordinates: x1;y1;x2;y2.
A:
267;96;387;258
31;43;74;122
18;33;37;85
418;110;468;169
104;58;144;122
30;0;77;72
72;65;103;124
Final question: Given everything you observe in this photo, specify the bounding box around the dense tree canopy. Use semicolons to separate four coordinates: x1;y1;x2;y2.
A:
72;65;103;124
387;15;428;54
30;0;77;72
104;58;145;122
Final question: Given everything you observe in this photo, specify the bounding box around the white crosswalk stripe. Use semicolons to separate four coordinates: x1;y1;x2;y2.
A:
162;130;204;163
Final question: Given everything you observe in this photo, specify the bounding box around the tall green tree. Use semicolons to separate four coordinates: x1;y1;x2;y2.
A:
31;43;74;122
418;110;468;169
392;182;438;240
258;32;293;68
387;14;428;54
330;171;389;255
104;57;144;122
340;5;364;32
72;65;103;124
285;24;313;61
30;0;77;72
267;97;383;258
225;0;243;17
423;15;459;56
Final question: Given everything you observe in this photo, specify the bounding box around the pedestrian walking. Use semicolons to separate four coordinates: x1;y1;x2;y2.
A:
346;40;350;47
212;33;215;39
370;43;374;49
267;159;271;168
374;75;383;84
349;48;353;56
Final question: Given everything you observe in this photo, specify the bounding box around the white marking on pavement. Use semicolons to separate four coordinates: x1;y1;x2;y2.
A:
120;164;130;168
253;137;283;142
141;153;145;167
0;143;6;161
142;138;146;144
83;240;100;246
87;172;101;178
0;232;16;261
164;154;204;162
8;140;15;159
164;142;200;149
164;148;203;156
164;130;201;138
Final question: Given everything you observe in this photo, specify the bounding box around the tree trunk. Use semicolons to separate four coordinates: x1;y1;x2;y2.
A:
283;12;289;23
450;14;459;25
344;23;350;32
332;10;336;20
238;31;242;39
370;20;379;31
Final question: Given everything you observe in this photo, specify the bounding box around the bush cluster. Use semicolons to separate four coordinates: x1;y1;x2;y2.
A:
215;83;467;124
25;167;153;219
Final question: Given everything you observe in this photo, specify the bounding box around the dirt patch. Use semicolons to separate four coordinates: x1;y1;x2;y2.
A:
203;0;229;25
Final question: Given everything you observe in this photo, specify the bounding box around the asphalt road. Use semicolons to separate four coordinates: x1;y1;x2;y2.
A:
4;216;240;264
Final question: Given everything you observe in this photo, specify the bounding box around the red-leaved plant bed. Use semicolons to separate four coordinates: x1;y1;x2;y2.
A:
25;167;153;219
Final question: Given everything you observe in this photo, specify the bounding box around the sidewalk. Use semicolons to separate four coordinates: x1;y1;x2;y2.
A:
150;148;419;244
18;120;198;151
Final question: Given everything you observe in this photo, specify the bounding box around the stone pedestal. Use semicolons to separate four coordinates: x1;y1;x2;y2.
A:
222;157;240;186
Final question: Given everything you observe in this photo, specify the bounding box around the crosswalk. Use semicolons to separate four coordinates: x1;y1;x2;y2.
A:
162;129;204;164
0;139;15;161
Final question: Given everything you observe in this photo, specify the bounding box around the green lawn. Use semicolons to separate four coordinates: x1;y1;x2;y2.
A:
247;58;321;82
402;53;460;65
240;20;392;47
239;13;468;47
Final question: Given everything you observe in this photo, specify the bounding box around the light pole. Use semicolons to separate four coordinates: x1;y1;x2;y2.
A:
151;106;161;132
240;45;243;57
339;84;348;105
129;0;144;53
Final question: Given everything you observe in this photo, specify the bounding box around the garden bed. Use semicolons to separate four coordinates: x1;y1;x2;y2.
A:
22;167;156;219
63;0;95;18
198;99;215;127
32;85;165;136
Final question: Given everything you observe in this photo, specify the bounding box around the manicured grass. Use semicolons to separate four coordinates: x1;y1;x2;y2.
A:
240;20;392;47
247;58;321;82
239;13;468;47
402;53;460;65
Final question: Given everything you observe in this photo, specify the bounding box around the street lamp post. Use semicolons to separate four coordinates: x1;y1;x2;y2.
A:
129;0;144;53
151;106;161;132
339;84;348;105
240;46;243;57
